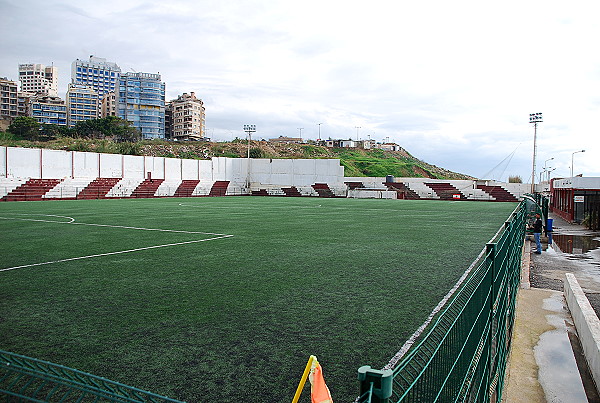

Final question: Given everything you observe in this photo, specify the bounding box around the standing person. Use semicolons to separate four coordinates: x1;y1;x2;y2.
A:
533;213;543;254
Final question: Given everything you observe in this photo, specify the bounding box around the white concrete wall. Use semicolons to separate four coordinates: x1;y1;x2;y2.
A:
564;273;600;389
73;151;99;178
5;147;41;178
42;149;71;178
99;153;122;178
0;146;344;190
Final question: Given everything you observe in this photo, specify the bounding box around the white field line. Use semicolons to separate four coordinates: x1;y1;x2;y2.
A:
0;214;234;273
0;214;227;236
0;235;233;273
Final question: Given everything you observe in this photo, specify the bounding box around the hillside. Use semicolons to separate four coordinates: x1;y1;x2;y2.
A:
0;136;472;179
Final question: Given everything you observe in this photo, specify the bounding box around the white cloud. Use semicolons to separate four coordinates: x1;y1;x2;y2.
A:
1;0;598;180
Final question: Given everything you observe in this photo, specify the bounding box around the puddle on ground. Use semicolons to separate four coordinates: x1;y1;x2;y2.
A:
552;234;600;255
534;294;588;402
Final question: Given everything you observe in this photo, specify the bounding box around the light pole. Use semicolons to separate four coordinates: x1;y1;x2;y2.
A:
317;123;322;141
571;149;585;177
243;124;256;189
529;112;543;193
243;124;256;158
355;126;361;141
298;128;303;141
543;157;554;183
547;167;556;183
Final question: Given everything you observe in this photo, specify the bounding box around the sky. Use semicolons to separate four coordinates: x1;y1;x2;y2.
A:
1;0;598;181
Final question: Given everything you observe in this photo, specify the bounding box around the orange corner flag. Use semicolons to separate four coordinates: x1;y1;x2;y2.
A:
309;358;333;403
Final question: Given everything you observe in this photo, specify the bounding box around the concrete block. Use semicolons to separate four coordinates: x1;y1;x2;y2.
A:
564;273;600;389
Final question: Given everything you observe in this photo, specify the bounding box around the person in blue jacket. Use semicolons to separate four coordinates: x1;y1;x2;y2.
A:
533;213;543;254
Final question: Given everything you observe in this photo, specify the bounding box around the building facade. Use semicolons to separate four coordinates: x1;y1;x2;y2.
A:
101;91;118;118
118;72;165;139
550;177;600;227
0;77;18;118
269;136;302;144
18;91;35;116
166;92;205;140
31;96;67;126
71;56;121;98
66;84;100;127
18;63;59;97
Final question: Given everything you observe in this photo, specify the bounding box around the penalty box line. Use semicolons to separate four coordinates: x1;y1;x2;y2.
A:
0;235;233;273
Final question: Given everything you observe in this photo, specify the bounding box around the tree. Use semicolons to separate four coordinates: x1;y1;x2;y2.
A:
508;175;523;183
40;123;72;140
71;116;141;142
7;117;40;140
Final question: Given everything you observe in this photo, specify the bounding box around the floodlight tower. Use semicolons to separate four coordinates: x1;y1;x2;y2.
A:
355;126;361;141
529;113;543;193
243;124;256;189
243;124;256;158
298;128;304;141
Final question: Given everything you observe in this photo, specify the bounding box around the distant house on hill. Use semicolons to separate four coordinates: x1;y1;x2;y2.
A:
269;136;303;144
376;142;402;151
318;138;357;148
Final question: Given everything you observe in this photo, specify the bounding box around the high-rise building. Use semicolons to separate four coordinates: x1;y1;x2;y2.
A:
100;91;117;118
71;56;121;98
66;84;99;127
0;77;18;118
118;72;165;139
166;92;206;141
31;96;67;126
18;63;59;97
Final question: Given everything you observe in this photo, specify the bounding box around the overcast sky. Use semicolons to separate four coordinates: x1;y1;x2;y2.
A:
1;0;598;180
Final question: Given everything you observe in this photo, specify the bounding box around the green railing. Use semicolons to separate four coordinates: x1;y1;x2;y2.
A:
0;349;184;402
358;200;527;403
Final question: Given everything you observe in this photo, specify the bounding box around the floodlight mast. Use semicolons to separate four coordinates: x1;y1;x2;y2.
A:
529;113;543;193
243;124;256;188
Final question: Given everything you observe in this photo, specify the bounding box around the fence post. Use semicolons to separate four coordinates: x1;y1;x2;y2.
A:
358;366;393;403
486;242;498;402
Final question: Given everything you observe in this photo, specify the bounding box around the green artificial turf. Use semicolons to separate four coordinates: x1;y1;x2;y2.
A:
0;197;517;402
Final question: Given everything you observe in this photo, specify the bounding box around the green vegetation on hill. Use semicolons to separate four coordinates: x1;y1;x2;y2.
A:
0;133;471;179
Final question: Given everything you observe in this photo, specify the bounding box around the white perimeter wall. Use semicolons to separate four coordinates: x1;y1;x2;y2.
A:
0;146;345;187
251;158;343;187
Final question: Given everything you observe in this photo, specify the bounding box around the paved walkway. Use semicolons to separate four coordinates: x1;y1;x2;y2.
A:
503;214;600;402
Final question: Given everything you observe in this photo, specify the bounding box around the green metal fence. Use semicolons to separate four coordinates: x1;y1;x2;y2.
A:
358;200;527;403
0;349;184;402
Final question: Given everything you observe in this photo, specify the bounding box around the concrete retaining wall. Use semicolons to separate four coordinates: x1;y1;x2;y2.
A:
564;273;600;388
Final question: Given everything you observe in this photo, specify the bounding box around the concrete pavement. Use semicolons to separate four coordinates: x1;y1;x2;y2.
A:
503;214;600;402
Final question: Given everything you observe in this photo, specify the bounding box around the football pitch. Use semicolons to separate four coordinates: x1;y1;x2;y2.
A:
0;197;517;402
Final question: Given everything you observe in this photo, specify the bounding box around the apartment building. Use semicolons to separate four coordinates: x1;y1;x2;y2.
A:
118;72;165;139
71;56;121;98
18;63;59;97
166;92;205;140
31;96;67;126
18;91;35;116
101;91;118;118
66;84;100;127
0;77;18;118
